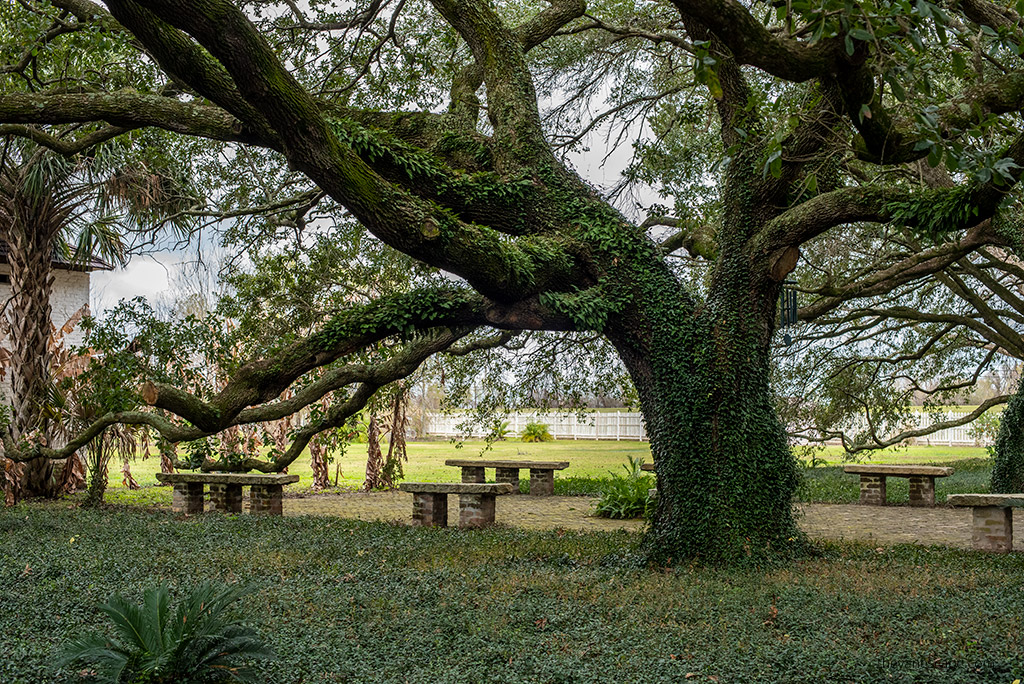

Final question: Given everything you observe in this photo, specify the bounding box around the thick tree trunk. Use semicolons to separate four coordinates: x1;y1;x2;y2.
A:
609;260;800;563
991;382;1024;493
6;219;58;498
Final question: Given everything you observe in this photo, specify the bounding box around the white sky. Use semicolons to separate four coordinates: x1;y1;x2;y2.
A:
89;117;658;316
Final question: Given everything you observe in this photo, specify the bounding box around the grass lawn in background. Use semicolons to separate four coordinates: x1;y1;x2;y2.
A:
96;440;655;505
3;505;1024;683
93;440;995;507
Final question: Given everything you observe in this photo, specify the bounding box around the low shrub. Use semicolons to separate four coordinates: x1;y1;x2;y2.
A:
550;476;607;496
520;421;554;442
594;455;655;519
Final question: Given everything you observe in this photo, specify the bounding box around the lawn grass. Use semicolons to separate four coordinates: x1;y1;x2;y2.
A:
97;441;994;507
97;440;655;505
3;505;1023;683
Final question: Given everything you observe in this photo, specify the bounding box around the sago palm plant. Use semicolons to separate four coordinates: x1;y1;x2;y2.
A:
58;582;273;683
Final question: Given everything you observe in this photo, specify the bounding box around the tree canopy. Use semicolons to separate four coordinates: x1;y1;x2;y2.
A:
3;0;1024;561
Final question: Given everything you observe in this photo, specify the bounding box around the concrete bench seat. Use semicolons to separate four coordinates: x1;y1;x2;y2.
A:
156;472;299;516
843;464;953;506
444;459;569;496
947;494;1024;552
399;482;514;528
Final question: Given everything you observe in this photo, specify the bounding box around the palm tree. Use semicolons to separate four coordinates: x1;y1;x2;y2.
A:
0;136;194;500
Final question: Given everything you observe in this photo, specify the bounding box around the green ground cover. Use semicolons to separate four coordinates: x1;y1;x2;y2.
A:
96;441;993;507
3;506;1022;683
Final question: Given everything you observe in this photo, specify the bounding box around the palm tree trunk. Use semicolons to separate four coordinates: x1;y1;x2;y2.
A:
6;217;58;498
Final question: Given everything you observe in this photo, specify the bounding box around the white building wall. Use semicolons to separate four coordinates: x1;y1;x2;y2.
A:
0;264;92;406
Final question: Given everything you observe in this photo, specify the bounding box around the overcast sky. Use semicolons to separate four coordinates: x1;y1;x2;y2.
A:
89;124;658;316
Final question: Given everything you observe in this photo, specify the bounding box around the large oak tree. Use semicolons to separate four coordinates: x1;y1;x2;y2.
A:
3;0;1024;561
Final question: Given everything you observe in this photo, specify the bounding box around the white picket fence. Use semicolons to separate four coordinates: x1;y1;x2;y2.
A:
831;410;989;447
425;411;650;441
424;410;992;445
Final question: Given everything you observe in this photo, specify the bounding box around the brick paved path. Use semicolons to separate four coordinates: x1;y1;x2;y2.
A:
279;491;1023;550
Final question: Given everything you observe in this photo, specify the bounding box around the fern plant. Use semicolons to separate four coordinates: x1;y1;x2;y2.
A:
594;455;655;519
58;582;273;683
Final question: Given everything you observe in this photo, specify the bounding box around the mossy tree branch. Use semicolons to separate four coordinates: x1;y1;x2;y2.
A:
109;0;591;303
3;327;476;469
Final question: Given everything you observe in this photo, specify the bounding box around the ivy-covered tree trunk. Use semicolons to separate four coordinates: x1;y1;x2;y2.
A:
991;383;1024;493
609;254;800;563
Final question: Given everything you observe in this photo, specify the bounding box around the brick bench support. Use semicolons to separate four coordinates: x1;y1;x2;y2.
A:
843;465;953;506
908;476;936;507
461;467;486;483
948;494;1024;553
973;506;1013;552
859;475;886;506
459;493;498;528
529;468;555;496
495;467;520;492
172;482;204;515
400;483;513;528
411;492;448;527
157;472;299;516
445;460;569;496
250;484;285;515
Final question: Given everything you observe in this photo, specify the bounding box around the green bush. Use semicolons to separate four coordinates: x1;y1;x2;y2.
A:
967;410;1001;450
59;582;273;683
594;455;655;519
520;421;553;442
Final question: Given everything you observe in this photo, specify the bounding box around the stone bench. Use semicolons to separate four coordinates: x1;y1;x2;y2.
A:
156;472;299;516
444;459;569;496
843;464;953;506
399;482;514;528
947;494;1024;553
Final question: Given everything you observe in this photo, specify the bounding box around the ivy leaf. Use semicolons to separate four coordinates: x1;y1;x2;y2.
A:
951;51;966;77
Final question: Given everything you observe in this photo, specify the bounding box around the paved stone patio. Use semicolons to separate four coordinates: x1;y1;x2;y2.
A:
267;491;1024;550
